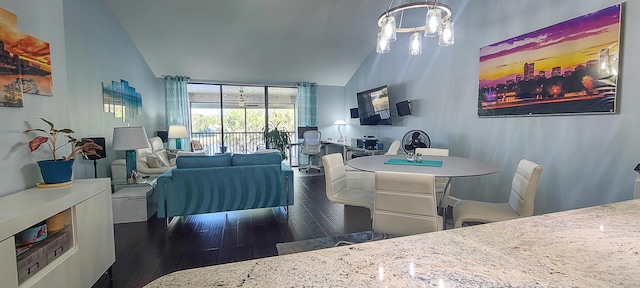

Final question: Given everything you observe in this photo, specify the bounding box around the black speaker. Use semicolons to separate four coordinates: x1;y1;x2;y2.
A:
157;130;168;143
396;100;412;116
85;137;106;160
350;107;359;119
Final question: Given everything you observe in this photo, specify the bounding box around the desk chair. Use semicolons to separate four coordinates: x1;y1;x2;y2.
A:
453;159;542;228
322;153;374;216
300;130;322;173
374;171;442;236
415;148;450;206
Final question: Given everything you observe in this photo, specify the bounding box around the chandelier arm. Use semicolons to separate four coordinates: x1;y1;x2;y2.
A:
377;1;452;33
387;0;395;11
398;0;406;28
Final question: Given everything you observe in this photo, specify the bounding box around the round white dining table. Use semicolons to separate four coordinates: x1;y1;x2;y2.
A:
347;155;500;229
347;155;500;177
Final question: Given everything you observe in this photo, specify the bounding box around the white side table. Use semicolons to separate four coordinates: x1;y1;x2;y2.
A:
111;185;156;224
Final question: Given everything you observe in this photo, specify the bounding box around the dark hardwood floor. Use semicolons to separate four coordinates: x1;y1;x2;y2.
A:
93;170;372;288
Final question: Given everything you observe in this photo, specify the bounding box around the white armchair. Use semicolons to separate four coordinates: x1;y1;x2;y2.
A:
111;136;173;181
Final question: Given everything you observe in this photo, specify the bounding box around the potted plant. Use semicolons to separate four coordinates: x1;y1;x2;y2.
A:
264;122;290;160
25;118;103;184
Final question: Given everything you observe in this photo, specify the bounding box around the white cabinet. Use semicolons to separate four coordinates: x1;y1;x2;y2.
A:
0;178;115;288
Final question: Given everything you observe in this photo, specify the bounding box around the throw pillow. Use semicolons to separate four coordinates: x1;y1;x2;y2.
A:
146;155;166;168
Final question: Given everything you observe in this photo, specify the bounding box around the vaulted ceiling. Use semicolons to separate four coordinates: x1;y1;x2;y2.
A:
106;0;390;86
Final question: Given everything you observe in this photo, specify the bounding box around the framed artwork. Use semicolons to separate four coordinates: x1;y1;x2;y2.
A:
478;4;622;117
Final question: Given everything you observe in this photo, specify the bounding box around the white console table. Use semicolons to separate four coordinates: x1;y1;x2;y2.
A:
0;178;115;288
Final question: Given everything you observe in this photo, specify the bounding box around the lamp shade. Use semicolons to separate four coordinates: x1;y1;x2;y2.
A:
334;120;346;125
112;126;150;151
168;125;188;138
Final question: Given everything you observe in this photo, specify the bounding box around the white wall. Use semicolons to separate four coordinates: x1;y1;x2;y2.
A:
343;0;640;214
0;0;163;197
63;0;164;179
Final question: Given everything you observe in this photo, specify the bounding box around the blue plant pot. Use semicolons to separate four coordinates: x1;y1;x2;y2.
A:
37;159;74;184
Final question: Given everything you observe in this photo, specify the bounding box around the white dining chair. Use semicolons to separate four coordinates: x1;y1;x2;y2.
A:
414;147;451;206
322;153;374;216
453;159;542;228
373;171;442;236
384;140;401;155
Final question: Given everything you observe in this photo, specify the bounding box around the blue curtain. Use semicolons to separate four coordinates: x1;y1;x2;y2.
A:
297;83;317;165
164;76;190;148
297;83;317;127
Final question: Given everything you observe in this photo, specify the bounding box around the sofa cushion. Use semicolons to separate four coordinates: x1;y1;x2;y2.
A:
135;137;157;157
232;153;282;166
177;154;232;169
146;155;166;168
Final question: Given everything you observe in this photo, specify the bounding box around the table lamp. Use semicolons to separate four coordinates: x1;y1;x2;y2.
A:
112;126;150;180
168;125;188;150
334;120;346;142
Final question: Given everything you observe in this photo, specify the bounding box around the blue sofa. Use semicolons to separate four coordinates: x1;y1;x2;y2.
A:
156;153;294;218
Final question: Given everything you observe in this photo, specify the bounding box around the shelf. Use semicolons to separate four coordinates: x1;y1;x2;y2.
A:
15;209;74;285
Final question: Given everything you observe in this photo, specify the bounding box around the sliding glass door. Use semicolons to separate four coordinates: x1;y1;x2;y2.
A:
187;83;296;155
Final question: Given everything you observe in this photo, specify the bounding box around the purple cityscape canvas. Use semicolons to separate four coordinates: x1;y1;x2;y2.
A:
478;4;621;117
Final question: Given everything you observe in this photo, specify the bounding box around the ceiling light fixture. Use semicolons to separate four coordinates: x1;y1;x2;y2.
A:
376;0;454;55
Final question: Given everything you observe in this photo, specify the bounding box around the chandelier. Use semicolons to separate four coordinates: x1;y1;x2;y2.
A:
376;0;455;55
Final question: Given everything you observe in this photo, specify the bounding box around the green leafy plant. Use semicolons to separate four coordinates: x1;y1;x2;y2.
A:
24;118;103;161
264;122;290;160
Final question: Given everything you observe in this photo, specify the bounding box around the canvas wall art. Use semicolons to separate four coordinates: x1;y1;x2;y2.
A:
102;80;142;122
0;7;54;108
478;4;622;117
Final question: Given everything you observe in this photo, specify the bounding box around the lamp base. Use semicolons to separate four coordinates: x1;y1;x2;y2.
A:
176;138;182;150
125;150;137;180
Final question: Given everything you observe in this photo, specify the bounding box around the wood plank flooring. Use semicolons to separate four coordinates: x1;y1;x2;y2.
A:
93;171;372;288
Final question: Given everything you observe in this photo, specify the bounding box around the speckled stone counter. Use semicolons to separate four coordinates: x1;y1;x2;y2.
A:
145;199;640;287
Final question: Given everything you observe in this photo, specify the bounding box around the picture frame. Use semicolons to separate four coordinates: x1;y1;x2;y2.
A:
478;4;622;117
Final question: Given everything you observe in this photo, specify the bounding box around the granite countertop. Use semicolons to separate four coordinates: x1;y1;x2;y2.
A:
145;199;640;287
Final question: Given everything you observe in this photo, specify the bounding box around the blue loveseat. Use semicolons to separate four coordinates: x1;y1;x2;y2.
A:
156;153;294;218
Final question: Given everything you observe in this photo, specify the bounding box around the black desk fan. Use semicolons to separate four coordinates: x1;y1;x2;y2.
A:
401;130;431;154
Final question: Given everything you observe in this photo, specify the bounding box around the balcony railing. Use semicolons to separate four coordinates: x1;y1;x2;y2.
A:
191;131;295;155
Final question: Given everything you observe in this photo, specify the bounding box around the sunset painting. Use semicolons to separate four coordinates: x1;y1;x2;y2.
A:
0;7;53;108
478;4;621;117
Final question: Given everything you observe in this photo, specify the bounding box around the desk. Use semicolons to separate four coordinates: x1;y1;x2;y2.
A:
287;141;387;167
324;140;387;161
348;155;500;229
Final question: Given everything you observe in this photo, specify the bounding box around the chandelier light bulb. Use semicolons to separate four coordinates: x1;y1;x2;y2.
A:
425;8;443;37
439;21;454;46
409;31;422;55
382;16;397;42
377;31;390;53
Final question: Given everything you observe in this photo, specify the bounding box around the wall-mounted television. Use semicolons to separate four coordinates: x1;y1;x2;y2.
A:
356;85;391;126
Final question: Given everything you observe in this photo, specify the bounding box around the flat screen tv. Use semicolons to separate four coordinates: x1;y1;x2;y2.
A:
356;85;391;126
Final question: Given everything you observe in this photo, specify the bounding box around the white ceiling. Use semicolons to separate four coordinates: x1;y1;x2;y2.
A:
106;0;390;86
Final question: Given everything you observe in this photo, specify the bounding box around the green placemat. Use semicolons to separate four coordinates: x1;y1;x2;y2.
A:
384;159;443;167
